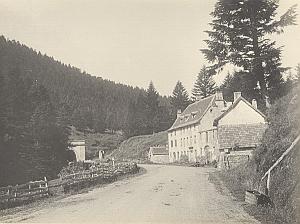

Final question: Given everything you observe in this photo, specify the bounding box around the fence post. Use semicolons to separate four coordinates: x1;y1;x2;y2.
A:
7;187;10;202
266;172;270;196
14;185;17;201
44;177;49;195
29;183;31;197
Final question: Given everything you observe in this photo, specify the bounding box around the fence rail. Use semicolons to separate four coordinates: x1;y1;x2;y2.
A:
59;162;138;191
0;177;49;207
260;135;300;195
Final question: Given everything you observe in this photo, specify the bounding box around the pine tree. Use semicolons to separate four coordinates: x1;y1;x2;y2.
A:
295;64;300;82
201;0;297;104
146;81;160;133
170;81;190;112
192;66;216;100
220;71;263;107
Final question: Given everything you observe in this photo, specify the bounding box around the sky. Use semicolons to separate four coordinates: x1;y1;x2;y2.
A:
0;0;299;96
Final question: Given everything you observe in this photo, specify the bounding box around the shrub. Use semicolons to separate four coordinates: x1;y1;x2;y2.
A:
179;155;189;163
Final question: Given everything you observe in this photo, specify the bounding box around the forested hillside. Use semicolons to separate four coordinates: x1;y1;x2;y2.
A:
0;36;174;186
0;36;174;137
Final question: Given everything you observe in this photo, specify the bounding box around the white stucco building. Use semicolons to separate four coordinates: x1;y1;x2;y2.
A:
69;140;86;161
168;92;267;166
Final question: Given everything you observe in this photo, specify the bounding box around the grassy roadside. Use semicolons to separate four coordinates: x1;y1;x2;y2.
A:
209;170;286;224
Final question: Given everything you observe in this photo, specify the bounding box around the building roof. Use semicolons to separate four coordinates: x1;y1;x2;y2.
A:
213;97;266;126
70;140;86;146
218;124;267;149
149;147;169;155
168;95;216;131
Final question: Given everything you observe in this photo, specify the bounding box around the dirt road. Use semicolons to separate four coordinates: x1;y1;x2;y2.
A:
0;165;259;223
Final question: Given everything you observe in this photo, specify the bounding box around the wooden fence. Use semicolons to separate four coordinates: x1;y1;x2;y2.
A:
0;177;49;208
0;162;139;209
60;162;138;192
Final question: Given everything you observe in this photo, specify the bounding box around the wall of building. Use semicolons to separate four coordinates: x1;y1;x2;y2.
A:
168;123;200;162
168;100;225;163
198;103;224;161
218;100;265;125
70;141;86;161
150;154;169;164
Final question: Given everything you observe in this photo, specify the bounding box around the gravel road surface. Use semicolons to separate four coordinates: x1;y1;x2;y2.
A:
0;164;259;223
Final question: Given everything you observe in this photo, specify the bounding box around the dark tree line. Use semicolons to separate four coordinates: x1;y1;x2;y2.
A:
0;36;174;139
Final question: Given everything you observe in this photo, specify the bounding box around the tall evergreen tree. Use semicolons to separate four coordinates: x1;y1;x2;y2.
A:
192;66;216;100
220;71;263;107
201;0;297;104
170;81;190;112
146;81;160;133
0;69;69;186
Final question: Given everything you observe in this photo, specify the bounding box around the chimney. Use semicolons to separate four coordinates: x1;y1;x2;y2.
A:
215;91;224;108
252;99;257;109
215;91;223;101
233;92;242;101
177;109;182;118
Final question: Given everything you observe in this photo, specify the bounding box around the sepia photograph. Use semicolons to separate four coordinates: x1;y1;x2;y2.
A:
0;0;299;223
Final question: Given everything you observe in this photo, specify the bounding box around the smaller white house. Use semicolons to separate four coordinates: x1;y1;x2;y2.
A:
69;140;86;161
148;146;169;164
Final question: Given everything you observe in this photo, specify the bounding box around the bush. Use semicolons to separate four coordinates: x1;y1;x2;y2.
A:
196;156;207;165
179;155;189;163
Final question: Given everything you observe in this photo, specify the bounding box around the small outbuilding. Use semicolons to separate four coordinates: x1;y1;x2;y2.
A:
69;140;86;161
148;146;169;164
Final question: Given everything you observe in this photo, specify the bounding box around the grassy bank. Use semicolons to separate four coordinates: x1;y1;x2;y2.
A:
210;86;300;224
210;160;298;224
69;126;125;159
110;131;167;161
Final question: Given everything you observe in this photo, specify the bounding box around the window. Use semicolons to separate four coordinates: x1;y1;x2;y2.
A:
205;132;208;143
194;135;196;144
187;137;189;145
190;136;192;145
175;140;177;147
171;140;173;148
174;131;176;136
180;138;182;147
